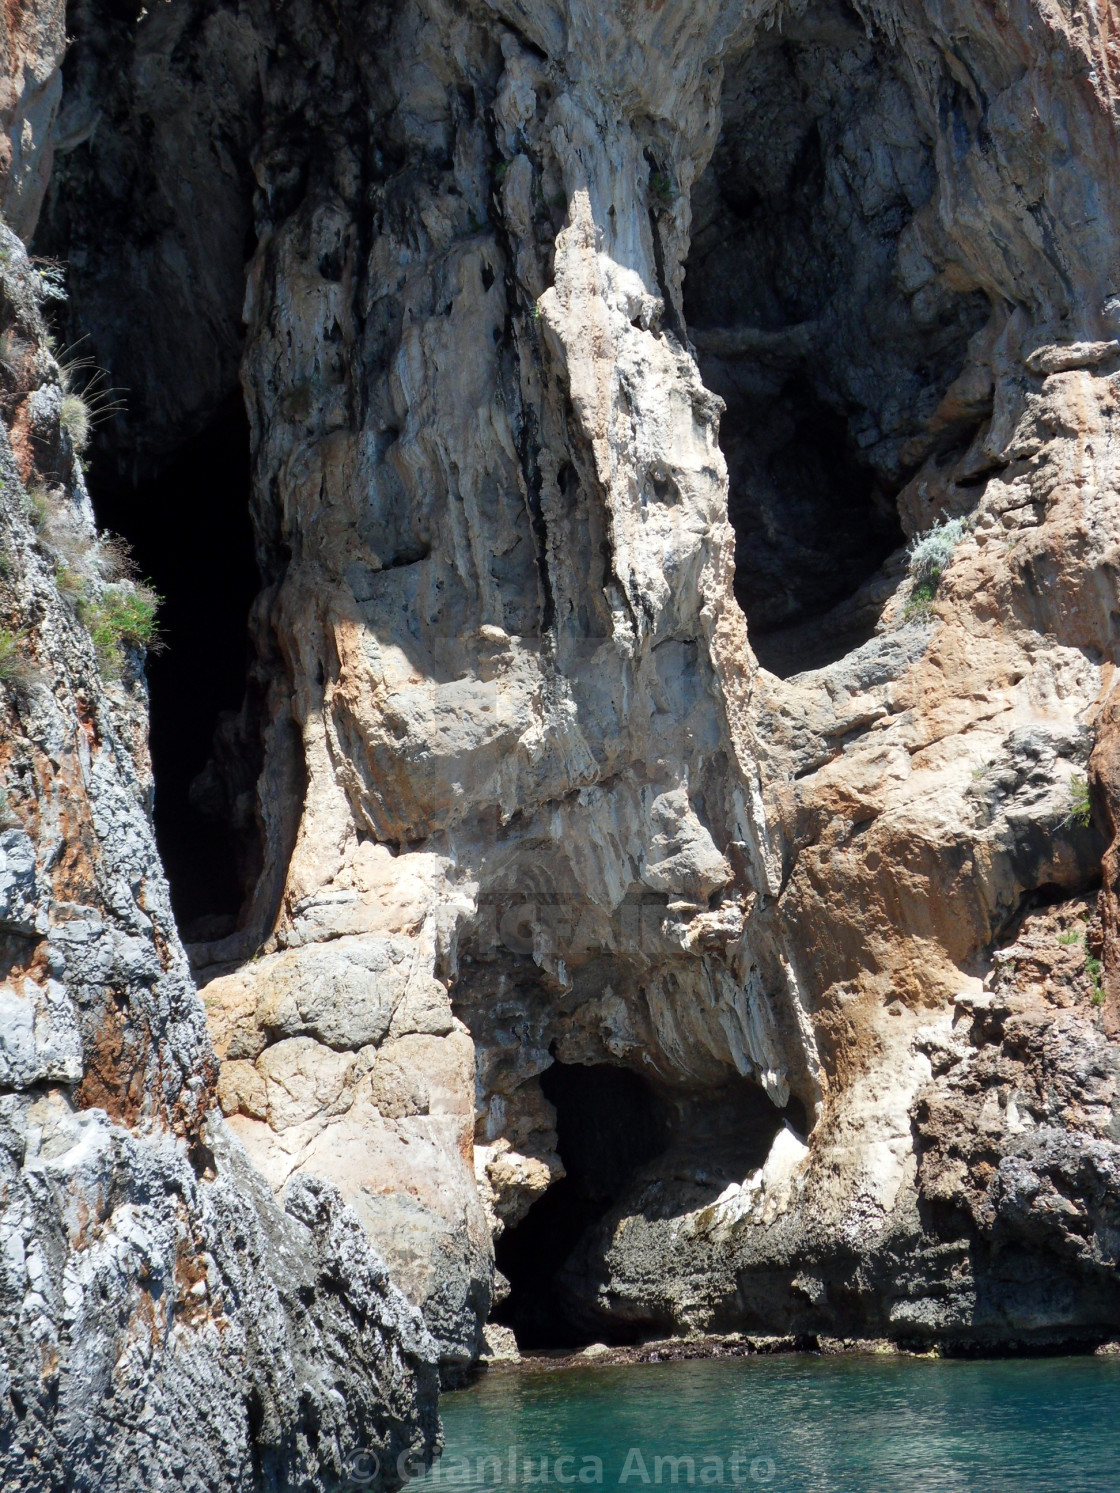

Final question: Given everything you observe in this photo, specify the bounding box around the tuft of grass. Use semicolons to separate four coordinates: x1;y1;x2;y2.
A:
24;485;52;531
0;627;31;683
59;392;92;452
1064;773;1092;829
1057;930;1083;946
83;582;162;673
55;563;86;602
56;341;126;451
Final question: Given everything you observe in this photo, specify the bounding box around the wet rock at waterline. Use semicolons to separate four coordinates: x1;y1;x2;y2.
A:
3;0;1120;1480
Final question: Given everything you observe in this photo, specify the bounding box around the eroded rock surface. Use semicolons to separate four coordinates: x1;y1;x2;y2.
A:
0;211;438;1490
25;0;1120;1392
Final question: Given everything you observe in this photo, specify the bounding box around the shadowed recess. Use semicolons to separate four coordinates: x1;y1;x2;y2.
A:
494;1062;807;1350
493;1062;671;1351
88;394;259;931
684;0;987;677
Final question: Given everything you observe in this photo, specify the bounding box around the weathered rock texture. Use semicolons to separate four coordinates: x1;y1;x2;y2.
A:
0;165;439;1493
25;0;1120;1392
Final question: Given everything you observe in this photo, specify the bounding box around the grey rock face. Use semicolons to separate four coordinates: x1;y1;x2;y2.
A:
0;223;440;1487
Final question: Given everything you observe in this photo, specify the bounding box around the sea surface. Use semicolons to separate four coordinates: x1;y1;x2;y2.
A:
405;1353;1120;1493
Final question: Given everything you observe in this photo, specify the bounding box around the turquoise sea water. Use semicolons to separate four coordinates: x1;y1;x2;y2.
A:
409;1355;1120;1493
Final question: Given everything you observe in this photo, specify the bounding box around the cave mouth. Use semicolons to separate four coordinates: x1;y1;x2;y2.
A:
684;0;989;677
88;394;260;936
493;1060;806;1351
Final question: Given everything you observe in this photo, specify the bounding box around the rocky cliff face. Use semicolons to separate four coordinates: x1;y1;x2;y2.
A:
0;10;440;1487
9;0;1120;1452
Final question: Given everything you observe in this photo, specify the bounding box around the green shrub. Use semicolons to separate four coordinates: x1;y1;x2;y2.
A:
84;583;162;673
649;170;678;208
1065;773;1092;829
903;578;938;621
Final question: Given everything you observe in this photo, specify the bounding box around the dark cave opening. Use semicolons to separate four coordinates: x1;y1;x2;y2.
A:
683;3;989;678
711;366;905;676
88;394;260;933
494;1060;807;1350
493;1061;670;1351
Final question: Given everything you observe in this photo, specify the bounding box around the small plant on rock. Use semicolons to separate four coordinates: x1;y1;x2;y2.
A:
54;563;86;602
59;392;92;452
24;485;53;531
1087;953;1105;1006
55;342;125;453
93;531;136;582
649;170;678;209
0;327;26;373
903;516;965;620
31;258;67;304
1064;773;1092;829
83;582;162;674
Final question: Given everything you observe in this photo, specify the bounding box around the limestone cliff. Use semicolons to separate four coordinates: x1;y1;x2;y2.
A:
7;0;1120;1461
0;11;440;1488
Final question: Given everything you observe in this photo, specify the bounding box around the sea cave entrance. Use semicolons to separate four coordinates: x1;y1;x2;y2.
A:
493;1059;806;1350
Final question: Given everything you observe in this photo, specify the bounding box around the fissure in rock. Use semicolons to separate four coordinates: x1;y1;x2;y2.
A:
88;395;261;934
